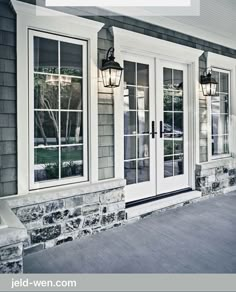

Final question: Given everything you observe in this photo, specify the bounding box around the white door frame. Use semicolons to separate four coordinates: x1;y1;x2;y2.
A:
112;27;203;202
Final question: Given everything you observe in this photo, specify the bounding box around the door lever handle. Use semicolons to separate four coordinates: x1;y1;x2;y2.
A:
160;121;164;138
151;121;157;139
143;121;157;138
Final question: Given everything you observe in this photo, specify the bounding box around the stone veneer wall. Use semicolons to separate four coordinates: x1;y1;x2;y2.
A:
196;159;236;196
0;201;27;273
11;186;125;255
0;243;23;273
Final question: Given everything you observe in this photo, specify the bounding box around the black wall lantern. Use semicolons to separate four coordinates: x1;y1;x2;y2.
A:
101;47;123;88
200;70;218;96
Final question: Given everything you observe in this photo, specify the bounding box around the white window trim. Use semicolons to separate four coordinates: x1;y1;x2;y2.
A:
111;27;203;190
206;52;236;162
11;0;104;195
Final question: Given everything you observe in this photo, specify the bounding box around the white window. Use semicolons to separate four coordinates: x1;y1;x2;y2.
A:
29;31;88;189
13;0;103;195
206;52;236;163
211;68;230;159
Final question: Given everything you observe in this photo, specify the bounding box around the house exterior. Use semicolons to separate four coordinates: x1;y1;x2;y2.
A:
0;0;236;273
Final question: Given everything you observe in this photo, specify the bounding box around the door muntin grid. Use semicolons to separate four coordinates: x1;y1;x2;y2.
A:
124;61;150;185
163;67;184;178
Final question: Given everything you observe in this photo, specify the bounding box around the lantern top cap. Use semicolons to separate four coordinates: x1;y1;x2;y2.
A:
101;47;123;71
201;71;218;85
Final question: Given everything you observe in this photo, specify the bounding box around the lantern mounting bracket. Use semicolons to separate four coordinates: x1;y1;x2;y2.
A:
102;47;115;66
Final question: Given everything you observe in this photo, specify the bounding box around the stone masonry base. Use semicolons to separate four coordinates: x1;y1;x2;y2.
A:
12;186;125;256
196;158;236;196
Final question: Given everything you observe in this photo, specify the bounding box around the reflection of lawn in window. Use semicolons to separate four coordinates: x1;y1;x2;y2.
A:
35;147;83;164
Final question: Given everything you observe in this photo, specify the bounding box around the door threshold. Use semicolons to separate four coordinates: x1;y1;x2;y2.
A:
126;188;192;209
126;190;202;220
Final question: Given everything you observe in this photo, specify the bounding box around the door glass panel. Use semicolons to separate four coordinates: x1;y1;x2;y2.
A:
138;159;150;183
124;86;136;110
163;67;184;178
124;61;150;185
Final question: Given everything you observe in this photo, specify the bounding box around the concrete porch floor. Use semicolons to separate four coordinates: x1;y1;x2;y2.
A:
24;192;236;273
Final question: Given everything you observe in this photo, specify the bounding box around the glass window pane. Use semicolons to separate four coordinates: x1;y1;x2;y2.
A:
212;114;228;135
138;135;149;158
164;68;172;90
34;37;58;73
174;113;183;137
138;159;150;183
164;156;173;178
164;139;173;156
124;111;136;135
173;70;183;90
124;61;135;85
124;136;136;160
137;63;149;87
124;161;136;185
61;112;83;144
164;91;173;111
174;155;184;175
34;147;59;182
61;146;83;178
137;87;149;110
124;86;136;111
212;71;219;93
164;112;173;137
60;78;82;110
220;72;229;93
34;74;59;110
174;139;183;154
60;42;82;76
34;111;59;146
212;135;229;155
174;92;183;111
137;111;149;134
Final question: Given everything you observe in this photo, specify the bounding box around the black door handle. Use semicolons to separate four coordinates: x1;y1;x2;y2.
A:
143;121;157;138
151;121;157;138
160;121;164;138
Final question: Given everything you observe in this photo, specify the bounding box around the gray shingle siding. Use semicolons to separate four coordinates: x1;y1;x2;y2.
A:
1;0;236;194
0;0;17;197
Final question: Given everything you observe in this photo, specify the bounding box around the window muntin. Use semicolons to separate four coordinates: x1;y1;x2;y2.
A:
30;31;87;188
211;69;230;157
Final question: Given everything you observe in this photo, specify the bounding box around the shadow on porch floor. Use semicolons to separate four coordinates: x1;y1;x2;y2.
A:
24;192;236;273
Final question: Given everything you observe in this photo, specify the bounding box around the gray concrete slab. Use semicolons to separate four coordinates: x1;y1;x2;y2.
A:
24;192;236;273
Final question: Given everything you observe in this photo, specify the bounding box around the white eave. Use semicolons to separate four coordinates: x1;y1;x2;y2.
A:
112;26;204;63
11;0;104;33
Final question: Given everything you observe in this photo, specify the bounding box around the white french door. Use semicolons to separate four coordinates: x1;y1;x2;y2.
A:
123;54;156;201
123;55;190;202
156;60;189;194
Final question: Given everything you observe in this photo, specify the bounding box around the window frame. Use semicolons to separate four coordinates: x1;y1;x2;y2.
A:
209;67;231;160
29;30;88;189
207;52;236;163
12;0;104;195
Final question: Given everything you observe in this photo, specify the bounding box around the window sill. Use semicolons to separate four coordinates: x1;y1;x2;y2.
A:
6;179;126;209
196;156;236;170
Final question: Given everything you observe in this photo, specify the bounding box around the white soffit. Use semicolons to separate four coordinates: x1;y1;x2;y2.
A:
107;0;236;50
